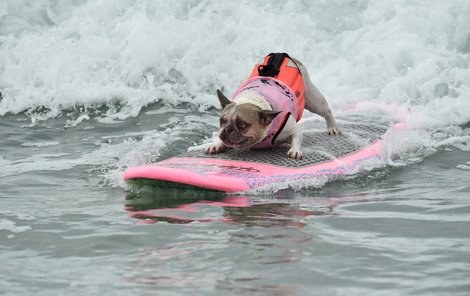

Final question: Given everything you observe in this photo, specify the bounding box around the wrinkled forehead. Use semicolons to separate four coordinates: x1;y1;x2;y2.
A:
223;104;261;123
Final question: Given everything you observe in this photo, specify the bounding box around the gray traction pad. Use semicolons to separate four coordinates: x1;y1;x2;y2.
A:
185;115;390;168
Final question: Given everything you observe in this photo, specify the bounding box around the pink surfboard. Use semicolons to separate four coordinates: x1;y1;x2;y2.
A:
124;116;397;192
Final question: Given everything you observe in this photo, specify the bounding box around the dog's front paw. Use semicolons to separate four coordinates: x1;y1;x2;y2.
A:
204;143;226;154
287;148;303;159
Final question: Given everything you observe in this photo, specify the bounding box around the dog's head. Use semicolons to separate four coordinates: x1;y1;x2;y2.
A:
215;89;280;150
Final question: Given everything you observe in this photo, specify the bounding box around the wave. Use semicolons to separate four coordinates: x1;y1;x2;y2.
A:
1;0;469;124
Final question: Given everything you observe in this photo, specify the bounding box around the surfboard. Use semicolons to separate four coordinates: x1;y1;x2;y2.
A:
124;114;398;192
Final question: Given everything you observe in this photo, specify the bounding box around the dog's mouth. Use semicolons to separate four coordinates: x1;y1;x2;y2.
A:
222;138;250;149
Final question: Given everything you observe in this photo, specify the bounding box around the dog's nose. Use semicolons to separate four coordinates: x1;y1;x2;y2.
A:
225;124;234;133
220;124;234;141
219;131;226;140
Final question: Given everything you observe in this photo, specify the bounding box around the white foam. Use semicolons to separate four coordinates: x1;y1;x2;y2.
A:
20;141;60;147
457;164;470;170
1;1;468;125
0;219;31;234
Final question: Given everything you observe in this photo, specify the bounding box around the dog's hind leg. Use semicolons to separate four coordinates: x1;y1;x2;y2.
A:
295;61;340;135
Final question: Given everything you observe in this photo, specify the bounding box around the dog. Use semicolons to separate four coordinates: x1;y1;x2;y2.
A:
204;53;340;159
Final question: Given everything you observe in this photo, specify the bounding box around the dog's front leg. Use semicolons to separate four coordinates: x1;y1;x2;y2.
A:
287;131;303;159
286;121;304;159
276;115;304;159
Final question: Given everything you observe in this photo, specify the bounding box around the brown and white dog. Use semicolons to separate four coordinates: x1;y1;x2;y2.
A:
205;53;340;159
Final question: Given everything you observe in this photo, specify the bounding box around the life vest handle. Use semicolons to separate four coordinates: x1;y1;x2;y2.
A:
257;52;302;77
258;53;289;77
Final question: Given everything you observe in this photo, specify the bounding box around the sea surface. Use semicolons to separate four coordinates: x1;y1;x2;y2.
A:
1;1;470;295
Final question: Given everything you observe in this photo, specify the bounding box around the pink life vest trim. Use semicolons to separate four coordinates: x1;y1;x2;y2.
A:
232;76;304;149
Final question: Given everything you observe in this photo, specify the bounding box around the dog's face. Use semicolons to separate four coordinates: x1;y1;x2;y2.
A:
216;90;279;150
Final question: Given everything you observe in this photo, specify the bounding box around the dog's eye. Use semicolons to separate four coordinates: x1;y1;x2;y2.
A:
219;118;227;125
237;121;248;130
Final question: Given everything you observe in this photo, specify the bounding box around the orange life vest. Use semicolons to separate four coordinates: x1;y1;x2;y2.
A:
246;53;306;120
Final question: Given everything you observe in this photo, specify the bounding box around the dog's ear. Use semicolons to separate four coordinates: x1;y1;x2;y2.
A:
216;89;231;108
259;110;281;126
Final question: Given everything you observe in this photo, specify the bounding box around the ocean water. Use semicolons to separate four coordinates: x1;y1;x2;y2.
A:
1;0;470;295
